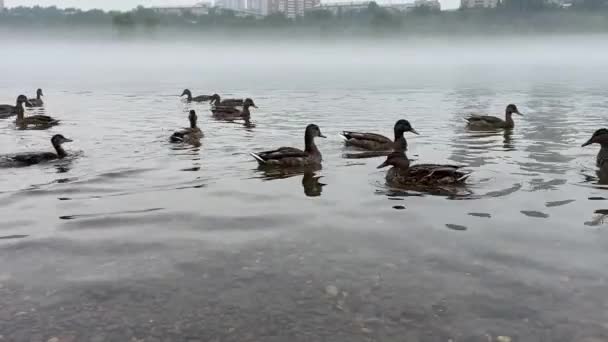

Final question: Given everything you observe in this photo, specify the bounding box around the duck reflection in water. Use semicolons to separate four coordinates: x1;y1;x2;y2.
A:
259;167;326;197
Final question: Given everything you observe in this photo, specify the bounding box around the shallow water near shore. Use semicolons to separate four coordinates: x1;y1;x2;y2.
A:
1;36;608;341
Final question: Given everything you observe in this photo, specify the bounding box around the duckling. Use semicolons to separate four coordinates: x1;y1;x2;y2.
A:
170;110;203;144
212;98;257;119
0;95;28;119
466;104;523;130
377;151;470;188
25;89;44;107
15;96;59;128
341;119;419;152
1;134;73;167
250;124;326;168
181;89;213;102
210;94;246;107
582;128;608;169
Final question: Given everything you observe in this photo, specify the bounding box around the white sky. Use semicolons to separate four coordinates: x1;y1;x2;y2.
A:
5;0;461;10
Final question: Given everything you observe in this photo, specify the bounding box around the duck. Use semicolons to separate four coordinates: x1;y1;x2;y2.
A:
0;95;28;119
25;89;44;107
1;134;73;167
210;94;247;107
181;89;213;102
250;124;326;168
15;95;59;128
212;98;257;119
466;104;523;130
377;151;471;189
582;128;608;169
341;119;419;152
170;110;203;144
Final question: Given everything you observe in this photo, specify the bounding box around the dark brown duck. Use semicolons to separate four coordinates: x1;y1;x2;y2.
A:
341;119;418;152
250;124;326;168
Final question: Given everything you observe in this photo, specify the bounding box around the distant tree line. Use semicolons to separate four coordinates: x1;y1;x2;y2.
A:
1;2;608;36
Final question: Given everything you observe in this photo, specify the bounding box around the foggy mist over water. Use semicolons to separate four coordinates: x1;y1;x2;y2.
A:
2;27;608;341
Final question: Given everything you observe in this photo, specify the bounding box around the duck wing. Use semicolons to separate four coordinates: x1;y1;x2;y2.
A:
341;131;393;151
251;147;317;167
170;128;202;143
409;164;470;183
466;115;503;124
220;99;244;106
9;152;57;165
211;106;241;116
192;95;212;102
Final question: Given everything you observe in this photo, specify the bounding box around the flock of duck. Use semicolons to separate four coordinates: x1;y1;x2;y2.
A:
1;88;607;192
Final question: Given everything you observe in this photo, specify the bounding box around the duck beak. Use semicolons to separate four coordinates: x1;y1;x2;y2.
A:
410;128;420;135
582;138;593;147
319;134;327;138
253;105;259;109
516;110;523;116
377;161;389;169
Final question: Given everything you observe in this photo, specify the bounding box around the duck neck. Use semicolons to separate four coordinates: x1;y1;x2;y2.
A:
393;154;411;174
393;129;406;152
53;143;67;158
305;133;319;155
505;112;514;128
15;103;25;121
37;93;42;100
242;104;251;116
598;144;608;164
190;120;197;129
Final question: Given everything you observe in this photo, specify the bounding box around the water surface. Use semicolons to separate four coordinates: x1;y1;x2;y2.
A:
1;37;608;341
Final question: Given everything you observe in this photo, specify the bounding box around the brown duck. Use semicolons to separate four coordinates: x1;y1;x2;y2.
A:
25;89;44;107
1;134;73;167
170;110;203;144
466;104;523;130
212;98;257;119
250;124;326;168
341;119;418;152
377;151;471;189
181;89;213;102
0;95;28;119
15;95;59;128
210;94;248;107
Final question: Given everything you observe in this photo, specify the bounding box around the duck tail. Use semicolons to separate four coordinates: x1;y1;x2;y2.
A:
250;152;266;164
457;172;472;182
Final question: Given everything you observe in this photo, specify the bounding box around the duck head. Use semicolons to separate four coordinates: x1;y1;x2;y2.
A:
244;98;258;109
188;110;198;128
305;124;326;139
506;104;523;116
37;88;44;98
394;119;419;135
51;134;73;146
582;128;608;147
377;152;409;169
16;95;28;105
180;89;191;97
210;93;221;104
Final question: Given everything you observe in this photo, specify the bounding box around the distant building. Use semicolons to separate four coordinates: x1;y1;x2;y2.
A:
460;0;499;8
308;0;438;15
216;0;247;11
248;0;270;15
151;3;212;16
270;0;320;18
414;0;441;10
309;1;371;15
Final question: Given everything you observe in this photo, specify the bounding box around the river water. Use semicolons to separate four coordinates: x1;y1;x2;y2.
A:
1;37;608;341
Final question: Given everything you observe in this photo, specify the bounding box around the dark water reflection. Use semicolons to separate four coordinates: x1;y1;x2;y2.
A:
1;39;608;340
